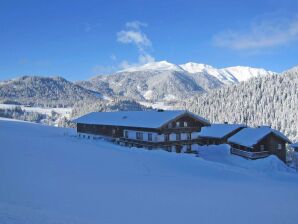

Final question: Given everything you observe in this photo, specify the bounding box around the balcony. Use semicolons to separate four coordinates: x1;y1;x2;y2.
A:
118;137;200;147
230;147;270;159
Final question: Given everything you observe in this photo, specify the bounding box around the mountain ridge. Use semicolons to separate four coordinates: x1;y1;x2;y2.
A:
0;76;102;107
0;61;287;106
79;61;275;101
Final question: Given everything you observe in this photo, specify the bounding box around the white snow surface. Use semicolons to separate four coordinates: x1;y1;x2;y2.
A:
139;101;175;110
198;123;246;138
228;126;291;147
180;62;275;83
0;104;72;118
198;144;292;172
224;66;275;82
72;110;210;128
120;61;184;72
120;61;274;85
1;118;298;224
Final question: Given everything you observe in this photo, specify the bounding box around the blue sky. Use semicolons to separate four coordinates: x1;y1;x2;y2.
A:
1;0;298;81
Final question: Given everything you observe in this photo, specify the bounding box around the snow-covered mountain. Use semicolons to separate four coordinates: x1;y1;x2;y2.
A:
79;61;275;102
180;62;275;84
120;61;184;73
0;61;277;107
0;76;101;107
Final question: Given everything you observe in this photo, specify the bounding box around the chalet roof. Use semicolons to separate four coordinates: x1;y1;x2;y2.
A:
198;124;246;139
228;126;291;148
72;110;210;128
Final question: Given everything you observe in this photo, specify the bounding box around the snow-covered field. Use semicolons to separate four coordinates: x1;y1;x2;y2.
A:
0;104;72;118
1;118;298;224
139;101;175;110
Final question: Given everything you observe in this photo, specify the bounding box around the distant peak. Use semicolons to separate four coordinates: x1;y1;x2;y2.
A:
180;62;215;73
119;61;183;72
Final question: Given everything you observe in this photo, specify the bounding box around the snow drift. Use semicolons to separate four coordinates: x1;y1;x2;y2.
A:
0;118;298;224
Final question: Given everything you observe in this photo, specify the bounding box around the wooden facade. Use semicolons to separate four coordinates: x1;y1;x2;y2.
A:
74;111;292;163
229;132;289;162
75;111;210;153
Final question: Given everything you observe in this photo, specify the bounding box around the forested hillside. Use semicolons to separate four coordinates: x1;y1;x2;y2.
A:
71;98;149;118
178;67;298;141
0;76;100;107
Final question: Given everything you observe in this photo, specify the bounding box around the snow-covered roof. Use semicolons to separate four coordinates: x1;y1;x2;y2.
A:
72;110;210;128
228;126;291;148
198;124;246;139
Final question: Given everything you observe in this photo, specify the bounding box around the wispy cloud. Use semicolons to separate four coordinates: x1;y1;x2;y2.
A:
82;22;101;32
213;16;298;50
92;21;155;74
125;21;147;30
117;30;151;50
117;20;155;68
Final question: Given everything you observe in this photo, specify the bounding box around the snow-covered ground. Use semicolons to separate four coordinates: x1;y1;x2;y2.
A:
139;101;175;110
1;118;298;224
0;104;72;118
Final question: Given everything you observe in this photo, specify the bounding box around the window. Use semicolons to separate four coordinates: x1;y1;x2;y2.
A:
124;131;128;138
176;122;180;127
164;134;169;142
136;132;143;140
184;122;188;127
148;133;152;141
112;129;116;135
168;123;173;128
187;133;191;140
186;144;191;151
260;145;265;151
176;133;181;141
277;144;282;150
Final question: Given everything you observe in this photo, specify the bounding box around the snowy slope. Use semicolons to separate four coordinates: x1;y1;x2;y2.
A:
0;103;72;118
79;61;275;102
0;76;101;107
180;62;275;84
1;118;298;224
223;66;275;82
119;60;184;72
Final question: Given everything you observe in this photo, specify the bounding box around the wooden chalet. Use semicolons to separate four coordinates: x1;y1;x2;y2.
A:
228;126;292;162
73;110;210;153
198;123;246;145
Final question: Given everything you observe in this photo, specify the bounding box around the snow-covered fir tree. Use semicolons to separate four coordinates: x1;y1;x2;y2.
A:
176;67;298;141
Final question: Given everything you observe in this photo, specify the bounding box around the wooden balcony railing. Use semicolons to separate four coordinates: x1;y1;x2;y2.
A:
118;137;200;147
230;147;270;159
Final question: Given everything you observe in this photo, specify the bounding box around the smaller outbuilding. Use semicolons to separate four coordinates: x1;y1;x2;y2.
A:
228;126;292;162
291;143;298;170
292;143;298;152
198;123;246;145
